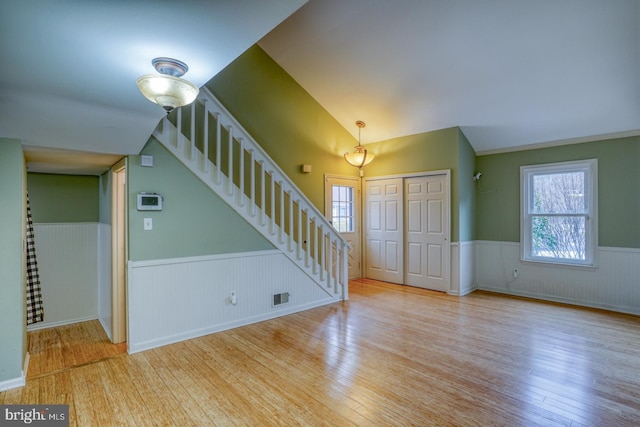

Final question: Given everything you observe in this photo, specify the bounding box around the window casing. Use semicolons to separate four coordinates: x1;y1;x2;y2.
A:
521;159;597;266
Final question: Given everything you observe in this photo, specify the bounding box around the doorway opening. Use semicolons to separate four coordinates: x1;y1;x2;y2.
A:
325;175;361;279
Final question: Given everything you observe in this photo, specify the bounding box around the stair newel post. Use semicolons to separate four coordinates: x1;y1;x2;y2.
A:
227;126;234;196
249;149;256;218
215;113;221;185
189;102;196;161
202;99;209;173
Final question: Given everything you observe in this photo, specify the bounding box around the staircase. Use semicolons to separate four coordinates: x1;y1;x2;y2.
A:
152;87;349;300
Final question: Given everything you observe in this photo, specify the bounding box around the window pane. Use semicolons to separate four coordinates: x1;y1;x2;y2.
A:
532;216;586;260
532;171;585;214
331;185;354;232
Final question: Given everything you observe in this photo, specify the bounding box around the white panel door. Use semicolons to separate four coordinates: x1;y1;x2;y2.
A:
405;175;449;291
325;176;361;279
365;178;404;284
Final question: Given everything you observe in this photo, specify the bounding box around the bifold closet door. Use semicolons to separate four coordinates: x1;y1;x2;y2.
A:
365;178;404;284
405;175;448;292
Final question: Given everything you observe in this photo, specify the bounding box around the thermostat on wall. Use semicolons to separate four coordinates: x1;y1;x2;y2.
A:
137;192;163;211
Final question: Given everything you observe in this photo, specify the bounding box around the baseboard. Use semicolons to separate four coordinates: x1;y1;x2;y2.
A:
479;285;640;316
26;315;98;332
459;285;478;296
128;297;337;354
0;372;25;392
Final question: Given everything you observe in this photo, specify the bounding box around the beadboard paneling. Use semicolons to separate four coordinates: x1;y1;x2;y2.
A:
127;250;338;353
450;241;477;296
476;240;640;314
29;223;99;330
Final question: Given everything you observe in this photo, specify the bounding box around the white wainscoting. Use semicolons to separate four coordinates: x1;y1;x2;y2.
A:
450;241;477;296
97;223;112;340
29;223;99;330
476;241;640;315
127;250;339;353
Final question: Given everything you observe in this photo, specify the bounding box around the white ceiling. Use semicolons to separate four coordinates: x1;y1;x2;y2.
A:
260;0;640;152
2;1;639;176
0;0;307;174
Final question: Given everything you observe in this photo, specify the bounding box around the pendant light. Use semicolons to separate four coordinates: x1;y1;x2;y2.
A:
344;120;375;170
137;57;199;113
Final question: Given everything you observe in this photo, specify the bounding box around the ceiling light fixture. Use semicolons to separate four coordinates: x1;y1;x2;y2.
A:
136;57;199;113
344;120;375;174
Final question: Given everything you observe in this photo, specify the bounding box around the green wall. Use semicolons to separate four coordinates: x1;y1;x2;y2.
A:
206;45;359;212
475;135;640;248
457;129;477;242
207;46;481;243
99;170;113;225
0;139;26;385
127;138;273;261
27;173;99;223
363;127;476;242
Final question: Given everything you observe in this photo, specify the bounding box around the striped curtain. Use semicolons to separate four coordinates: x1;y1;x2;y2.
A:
26;192;44;325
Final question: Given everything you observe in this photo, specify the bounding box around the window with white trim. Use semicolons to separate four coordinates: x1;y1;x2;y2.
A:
521;159;597;266
331;184;355;232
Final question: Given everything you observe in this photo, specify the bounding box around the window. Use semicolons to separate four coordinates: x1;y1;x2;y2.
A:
331;185;355;232
521;159;597;266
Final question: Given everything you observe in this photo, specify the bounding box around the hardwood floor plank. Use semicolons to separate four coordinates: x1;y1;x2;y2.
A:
3;280;640;426
124;352;194;426
26;320;127;380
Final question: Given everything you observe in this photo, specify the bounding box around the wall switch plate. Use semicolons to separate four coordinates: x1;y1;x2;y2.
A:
144;218;153;231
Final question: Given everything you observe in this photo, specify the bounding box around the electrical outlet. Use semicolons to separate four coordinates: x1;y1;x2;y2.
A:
513;268;519;278
230;291;237;305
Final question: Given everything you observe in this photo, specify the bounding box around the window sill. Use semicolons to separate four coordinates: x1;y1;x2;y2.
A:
520;258;599;270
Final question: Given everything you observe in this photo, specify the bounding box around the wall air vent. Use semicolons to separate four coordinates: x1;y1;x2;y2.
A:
272;292;290;307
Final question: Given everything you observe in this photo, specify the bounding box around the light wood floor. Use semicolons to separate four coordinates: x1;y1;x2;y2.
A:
26;320;127;379
2;279;639;426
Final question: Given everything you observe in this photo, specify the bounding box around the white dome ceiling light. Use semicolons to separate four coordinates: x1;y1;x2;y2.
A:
137;57;199;113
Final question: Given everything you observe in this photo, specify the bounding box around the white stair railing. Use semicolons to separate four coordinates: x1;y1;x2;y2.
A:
152;87;349;300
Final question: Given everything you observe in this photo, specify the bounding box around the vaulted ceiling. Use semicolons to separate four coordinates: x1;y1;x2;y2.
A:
2;0;638;174
260;0;640;153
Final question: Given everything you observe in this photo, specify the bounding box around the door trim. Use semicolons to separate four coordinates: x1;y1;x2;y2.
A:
111;158;127;344
324;174;362;279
